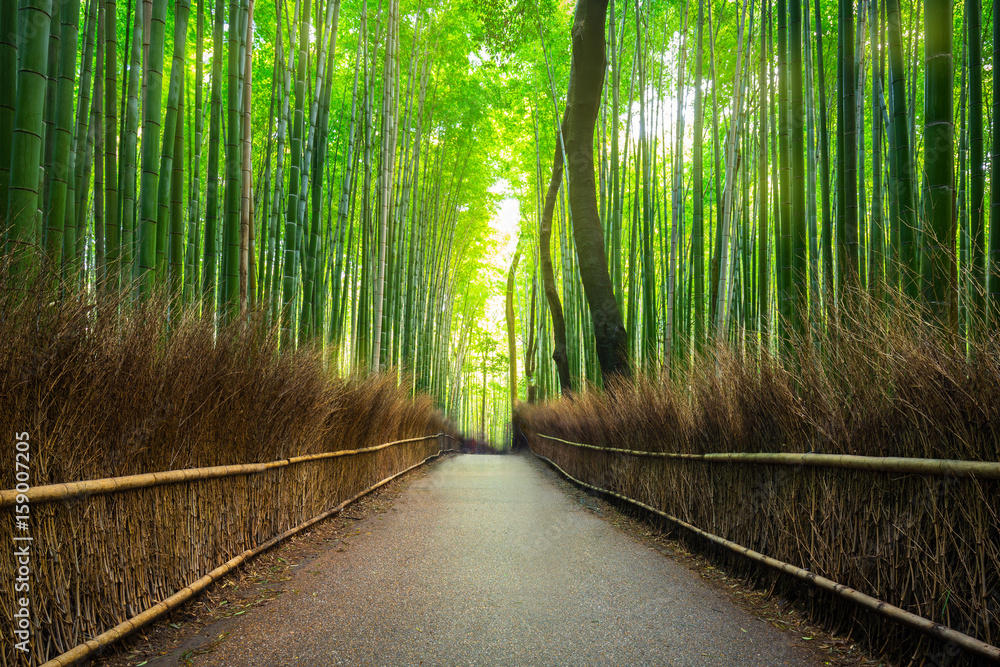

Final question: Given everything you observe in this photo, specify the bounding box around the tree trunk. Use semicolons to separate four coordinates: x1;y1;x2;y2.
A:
565;0;630;384
538;112;573;395
525;268;538;403
506;246;522;406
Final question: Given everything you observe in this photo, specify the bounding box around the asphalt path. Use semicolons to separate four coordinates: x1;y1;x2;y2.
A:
192;454;821;666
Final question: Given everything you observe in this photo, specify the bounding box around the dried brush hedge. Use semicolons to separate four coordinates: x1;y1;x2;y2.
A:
0;259;456;666
519;292;1000;666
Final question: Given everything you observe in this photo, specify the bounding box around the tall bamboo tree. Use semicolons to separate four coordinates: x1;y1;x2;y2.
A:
921;0;954;325
137;0;168;294
7;0;54;276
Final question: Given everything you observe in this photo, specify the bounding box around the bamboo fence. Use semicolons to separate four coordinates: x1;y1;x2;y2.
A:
529;432;1000;664
1;433;453;667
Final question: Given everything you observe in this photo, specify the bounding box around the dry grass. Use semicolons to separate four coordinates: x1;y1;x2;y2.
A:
0;259;455;666
519;290;1000;666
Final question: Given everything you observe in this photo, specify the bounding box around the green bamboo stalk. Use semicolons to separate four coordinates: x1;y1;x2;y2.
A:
803;0;820;327
282;0;309;344
104;0;119;291
840;0;859;291
990;0;1000;321
757;0;768;344
692;0;706;351
708;1;723;331
45;0;82;273
137;0;168;295
813;0;833;300
65;0;98;276
94;2;106;284
789;0;807;334
968;0;985;327
372;0;399;369
120;0;143;286
0;0;17;237
300;0;342;342
869;0;884;294
154;0;190;288
41;0;60;244
202;0;224;309
170;78;185;305
886;0;915;298
223;0;244;317
238;0;255;311
184;0;204;304
777;0;791;339
921;0;954;325
715;0;750;337
7;0;54;277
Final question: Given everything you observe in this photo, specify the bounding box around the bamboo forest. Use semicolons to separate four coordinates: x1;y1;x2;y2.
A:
3;0;1000;664
2;0;997;423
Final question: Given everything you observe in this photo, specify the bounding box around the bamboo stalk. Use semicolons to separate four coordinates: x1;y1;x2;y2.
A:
536;434;1000;478
0;434;450;507
532;449;1000;663
39;446;456;667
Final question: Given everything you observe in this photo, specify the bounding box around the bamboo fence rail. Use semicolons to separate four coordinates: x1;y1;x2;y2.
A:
532;449;1000;662
528;432;1000;664
38;444;455;667
1;433;455;667
0;434;448;508
537;433;1000;479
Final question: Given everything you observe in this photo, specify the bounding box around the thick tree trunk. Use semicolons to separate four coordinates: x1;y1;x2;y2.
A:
565;0;630;384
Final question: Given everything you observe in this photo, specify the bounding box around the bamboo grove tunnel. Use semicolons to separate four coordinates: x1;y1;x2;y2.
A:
1;0;999;664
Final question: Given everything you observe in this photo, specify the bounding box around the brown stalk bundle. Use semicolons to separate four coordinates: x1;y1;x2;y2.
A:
0;263;456;666
519;292;1000;666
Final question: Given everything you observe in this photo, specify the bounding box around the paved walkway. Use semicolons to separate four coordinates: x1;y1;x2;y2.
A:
191;455;820;666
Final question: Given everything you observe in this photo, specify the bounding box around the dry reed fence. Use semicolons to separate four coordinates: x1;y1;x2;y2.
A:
0;268;458;665
518;300;1000;666
0;433;451;666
